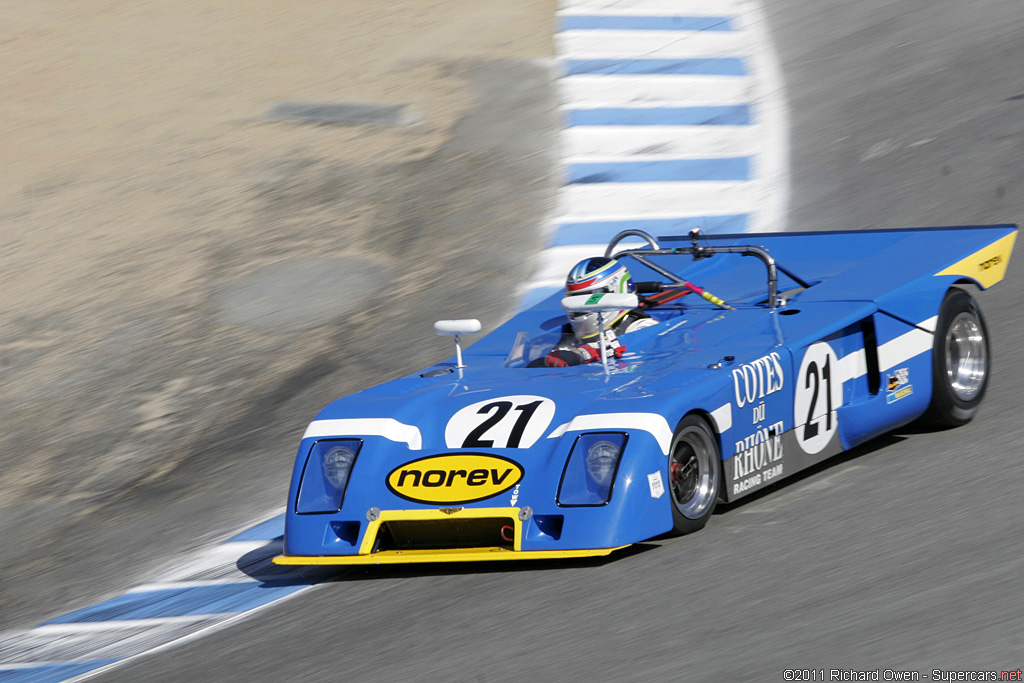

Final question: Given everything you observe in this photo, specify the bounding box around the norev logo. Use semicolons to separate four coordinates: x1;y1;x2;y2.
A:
386;453;524;504
979;255;1002;271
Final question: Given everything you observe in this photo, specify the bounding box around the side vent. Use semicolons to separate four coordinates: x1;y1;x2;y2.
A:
862;317;880;395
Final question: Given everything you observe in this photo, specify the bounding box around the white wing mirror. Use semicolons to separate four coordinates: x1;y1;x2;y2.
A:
434;319;481;369
434;319;482;336
561;293;639;313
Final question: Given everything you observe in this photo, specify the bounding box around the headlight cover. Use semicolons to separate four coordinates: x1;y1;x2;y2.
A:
296;439;362;514
557;432;627;506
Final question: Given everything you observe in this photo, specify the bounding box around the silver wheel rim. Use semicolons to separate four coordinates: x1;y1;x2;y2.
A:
945;311;986;400
669;425;717;519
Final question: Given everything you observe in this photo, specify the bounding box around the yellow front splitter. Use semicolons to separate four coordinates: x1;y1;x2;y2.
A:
273;545;629;566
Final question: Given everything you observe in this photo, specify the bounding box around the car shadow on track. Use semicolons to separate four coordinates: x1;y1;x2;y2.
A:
330;542;663;583
712;432;908;516
233;540;335;586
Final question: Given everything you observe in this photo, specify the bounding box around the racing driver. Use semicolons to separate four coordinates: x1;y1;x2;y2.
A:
535;256;660;367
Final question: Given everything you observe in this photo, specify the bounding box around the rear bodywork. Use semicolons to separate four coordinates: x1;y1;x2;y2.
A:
274;225;1016;565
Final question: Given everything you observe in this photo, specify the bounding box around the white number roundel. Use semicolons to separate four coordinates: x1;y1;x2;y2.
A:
445;395;556;449
793;342;843;455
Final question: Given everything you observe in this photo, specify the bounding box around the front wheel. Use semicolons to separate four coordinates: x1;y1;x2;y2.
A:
921;288;989;427
668;415;721;535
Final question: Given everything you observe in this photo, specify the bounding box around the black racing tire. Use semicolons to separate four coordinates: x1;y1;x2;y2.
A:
667;415;721;536
921;288;989;428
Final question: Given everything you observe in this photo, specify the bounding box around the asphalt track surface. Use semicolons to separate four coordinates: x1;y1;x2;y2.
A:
104;1;1024;680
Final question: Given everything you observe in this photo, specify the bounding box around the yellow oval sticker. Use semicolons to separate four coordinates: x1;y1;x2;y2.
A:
386;453;524;505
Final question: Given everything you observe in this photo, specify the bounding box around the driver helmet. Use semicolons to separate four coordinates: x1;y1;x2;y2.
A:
564;256;634;340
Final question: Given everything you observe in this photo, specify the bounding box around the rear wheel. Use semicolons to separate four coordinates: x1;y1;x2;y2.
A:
921;288;989;427
668;415;720;535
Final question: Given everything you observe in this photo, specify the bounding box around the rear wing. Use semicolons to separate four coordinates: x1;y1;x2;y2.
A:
609;224;1017;308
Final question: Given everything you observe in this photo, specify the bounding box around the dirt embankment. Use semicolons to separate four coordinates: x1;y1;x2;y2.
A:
0;0;556;629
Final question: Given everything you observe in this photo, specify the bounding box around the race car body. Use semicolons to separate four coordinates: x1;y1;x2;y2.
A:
274;224;1016;565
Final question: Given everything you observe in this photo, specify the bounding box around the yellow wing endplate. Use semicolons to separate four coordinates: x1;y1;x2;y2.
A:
934;231;1017;289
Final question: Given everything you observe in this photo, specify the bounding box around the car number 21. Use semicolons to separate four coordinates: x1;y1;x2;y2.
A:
793;342;843;455
445;395;556;449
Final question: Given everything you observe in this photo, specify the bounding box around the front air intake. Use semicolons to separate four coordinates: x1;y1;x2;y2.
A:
373;517;516;551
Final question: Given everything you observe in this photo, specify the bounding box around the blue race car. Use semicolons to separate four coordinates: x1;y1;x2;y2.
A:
274;224;1016;565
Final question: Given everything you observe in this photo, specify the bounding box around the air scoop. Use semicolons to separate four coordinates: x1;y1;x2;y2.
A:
434;319;482;369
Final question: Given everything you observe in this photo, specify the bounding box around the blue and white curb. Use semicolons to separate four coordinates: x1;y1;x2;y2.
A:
521;0;790;308
0;512;322;682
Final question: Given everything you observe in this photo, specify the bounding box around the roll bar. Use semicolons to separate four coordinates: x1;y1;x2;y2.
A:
604;229;806;309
